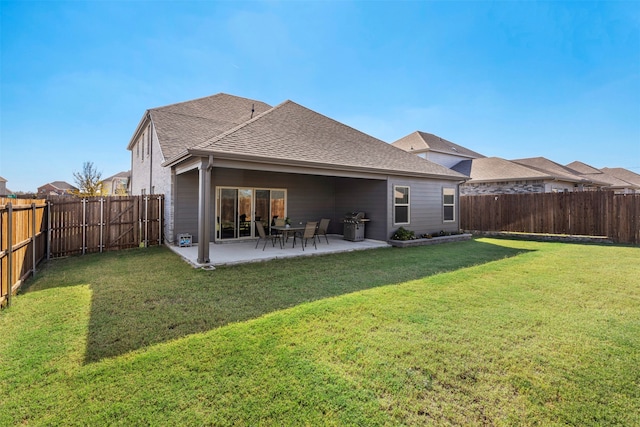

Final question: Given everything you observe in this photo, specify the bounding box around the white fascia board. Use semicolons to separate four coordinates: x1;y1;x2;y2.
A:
126;112;151;151
174;157;203;175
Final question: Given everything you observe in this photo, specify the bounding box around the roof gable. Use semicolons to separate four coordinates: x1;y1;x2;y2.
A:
103;171;131;181
189;100;466;179
133;93;272;160
392;131;485;159
38;181;77;191
566;161;602;175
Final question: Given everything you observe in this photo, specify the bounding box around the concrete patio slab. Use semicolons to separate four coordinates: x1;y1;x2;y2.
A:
167;234;391;268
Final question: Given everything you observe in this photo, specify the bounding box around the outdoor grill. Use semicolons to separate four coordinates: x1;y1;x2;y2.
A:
343;212;369;242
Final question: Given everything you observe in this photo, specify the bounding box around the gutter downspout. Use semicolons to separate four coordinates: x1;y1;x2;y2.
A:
197;155;214;264
148;123;153;194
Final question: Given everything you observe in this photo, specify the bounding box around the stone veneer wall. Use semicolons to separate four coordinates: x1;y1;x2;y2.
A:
460;182;545;195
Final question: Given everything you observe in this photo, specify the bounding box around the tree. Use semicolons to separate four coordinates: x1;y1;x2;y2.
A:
72;161;103;197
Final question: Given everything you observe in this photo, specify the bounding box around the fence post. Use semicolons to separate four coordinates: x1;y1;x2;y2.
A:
144;196;149;247
46;201;51;260
32;203;36;277
99;198;104;253
82;198;86;255
6;203;12;308
158;195;163;245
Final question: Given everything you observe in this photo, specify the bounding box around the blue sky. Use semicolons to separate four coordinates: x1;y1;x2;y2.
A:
1;0;639;192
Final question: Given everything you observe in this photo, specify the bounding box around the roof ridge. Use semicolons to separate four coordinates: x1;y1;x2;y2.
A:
190;100;290;151
150;92;268;111
150;92;225;111
151;109;225;121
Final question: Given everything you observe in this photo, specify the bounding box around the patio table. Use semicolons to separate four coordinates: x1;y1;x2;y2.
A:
272;225;305;248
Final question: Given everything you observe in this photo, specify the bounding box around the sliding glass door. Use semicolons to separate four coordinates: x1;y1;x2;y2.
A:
216;187;286;240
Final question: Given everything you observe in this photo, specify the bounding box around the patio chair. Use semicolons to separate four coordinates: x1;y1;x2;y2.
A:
297;221;317;251
315;218;330;244
255;221;281;250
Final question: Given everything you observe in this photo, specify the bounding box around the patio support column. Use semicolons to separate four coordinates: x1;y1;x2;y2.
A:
197;156;213;264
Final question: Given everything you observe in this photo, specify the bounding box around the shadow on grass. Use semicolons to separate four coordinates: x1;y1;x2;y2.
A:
24;240;532;363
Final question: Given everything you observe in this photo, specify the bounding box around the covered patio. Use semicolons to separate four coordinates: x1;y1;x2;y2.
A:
168;234;390;268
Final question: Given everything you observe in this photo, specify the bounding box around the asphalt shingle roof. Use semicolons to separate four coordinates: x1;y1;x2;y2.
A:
451;157;551;182
392;131;485;159
512;157;593;184
566;161;602;175
566;161;636;189
601;167;640;187
149;93;272;161
188;100;465;179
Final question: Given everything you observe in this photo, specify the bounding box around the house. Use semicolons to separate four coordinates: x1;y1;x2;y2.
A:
37;181;78;197
0;176;7;196
391;131;485;168
452;156;614;195
452;157;557;194
566;161;640;194
102;171;130;195
127;93;467;263
511;157;607;192
600;167;640;193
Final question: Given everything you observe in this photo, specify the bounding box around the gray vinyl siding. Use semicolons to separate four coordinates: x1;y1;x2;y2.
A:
174;171;199;242
173;166;459;243
334;177;387;241
174;168;391;242
387;178;460;237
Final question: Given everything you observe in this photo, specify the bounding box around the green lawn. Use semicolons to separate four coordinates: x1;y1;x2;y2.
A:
1;238;638;426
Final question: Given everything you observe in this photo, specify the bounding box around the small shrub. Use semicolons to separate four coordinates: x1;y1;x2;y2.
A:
391;227;416;241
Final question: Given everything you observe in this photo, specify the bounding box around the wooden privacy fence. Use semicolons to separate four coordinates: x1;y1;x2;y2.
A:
1;198;47;307
460;192;640;244
1;195;164;307
48;195;163;257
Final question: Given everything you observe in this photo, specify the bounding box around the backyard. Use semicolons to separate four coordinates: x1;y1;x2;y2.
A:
1;238;638;425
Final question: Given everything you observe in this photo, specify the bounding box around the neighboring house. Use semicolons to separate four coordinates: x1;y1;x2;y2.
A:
452;156;615;195
0;176;7;196
452;157;557;195
511;157;607;192
600;167;640;193
391;131;485;168
37;181;78;197
566;161;640;194
102;171;131;195
127;93;467;263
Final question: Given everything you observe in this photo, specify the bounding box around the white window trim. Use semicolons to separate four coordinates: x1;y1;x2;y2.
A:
393;185;410;225
443;187;456;222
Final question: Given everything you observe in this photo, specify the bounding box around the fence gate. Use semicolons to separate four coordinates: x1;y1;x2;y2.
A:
48;195;164;258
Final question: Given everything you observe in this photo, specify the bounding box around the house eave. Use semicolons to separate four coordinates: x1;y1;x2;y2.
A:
166;149;466;181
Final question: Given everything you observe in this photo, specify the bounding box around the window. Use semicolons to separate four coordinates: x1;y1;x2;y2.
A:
394;186;410;224
443;187;456;222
